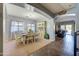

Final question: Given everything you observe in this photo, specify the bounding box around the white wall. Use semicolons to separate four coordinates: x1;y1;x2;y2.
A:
47;19;55;41
55;16;76;22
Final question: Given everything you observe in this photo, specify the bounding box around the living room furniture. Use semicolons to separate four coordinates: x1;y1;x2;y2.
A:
55;30;66;38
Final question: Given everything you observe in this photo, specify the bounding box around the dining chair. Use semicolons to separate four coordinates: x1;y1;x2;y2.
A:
14;33;22;45
21;35;26;45
14;33;26;45
34;33;40;42
26;34;34;44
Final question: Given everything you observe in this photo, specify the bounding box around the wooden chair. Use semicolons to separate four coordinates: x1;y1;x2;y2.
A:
14;33;26;45
34;33;40;42
14;33;22;45
26;34;34;44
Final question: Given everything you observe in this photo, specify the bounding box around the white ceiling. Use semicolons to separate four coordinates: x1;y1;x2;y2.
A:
5;3;77;21
5;4;51;21
41;3;76;14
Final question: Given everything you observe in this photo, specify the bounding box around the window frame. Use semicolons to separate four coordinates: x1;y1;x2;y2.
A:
11;21;24;33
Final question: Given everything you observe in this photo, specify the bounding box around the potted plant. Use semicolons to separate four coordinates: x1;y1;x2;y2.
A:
44;21;50;39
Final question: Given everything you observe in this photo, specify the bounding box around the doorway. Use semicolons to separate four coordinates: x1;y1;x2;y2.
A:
60;24;73;35
60;21;75;35
66;25;72;34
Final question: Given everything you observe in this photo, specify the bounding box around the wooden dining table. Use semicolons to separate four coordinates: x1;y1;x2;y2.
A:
22;33;36;43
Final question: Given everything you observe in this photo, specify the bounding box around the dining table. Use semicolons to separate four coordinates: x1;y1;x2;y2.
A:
22;33;35;43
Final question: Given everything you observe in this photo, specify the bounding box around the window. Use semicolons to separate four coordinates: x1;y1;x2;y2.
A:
11;21;24;33
60;25;65;30
60;24;72;34
27;24;35;32
66;25;72;34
